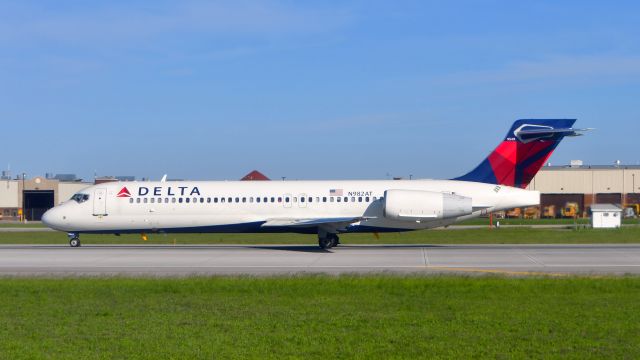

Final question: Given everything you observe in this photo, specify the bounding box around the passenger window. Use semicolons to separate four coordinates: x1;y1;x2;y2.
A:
150;198;155;203
308;197;312;203
373;197;377;201
278;197;282;203
285;197;290;203
171;198;176;203
323;197;327;202
293;197;297;203
136;198;141;203
221;198;226;203
344;197;348;202
235;197;239;203
186;198;190;203
271;197;275;203
358;197;362;202
228;197;232;203
336;197;341;202
207;198;211;203
129;198;134;203
365;197;369;202
264;197;268;203
351;197;355;202
165;198;169;203
256;197;261;203
316;197;320;202
214;198;218;203
330;197;334;202
143;198;147;203
300;197;305;203
200;198;204;203
250;197;254;203
242;197;246;203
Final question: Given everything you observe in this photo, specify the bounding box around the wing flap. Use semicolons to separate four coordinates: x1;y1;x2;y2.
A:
261;217;372;228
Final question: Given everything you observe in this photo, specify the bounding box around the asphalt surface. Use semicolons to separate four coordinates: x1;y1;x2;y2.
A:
0;244;639;276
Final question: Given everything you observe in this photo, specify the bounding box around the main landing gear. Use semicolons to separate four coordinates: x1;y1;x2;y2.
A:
68;233;81;247
318;233;340;249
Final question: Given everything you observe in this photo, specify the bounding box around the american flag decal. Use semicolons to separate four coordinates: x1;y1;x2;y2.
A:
329;189;343;196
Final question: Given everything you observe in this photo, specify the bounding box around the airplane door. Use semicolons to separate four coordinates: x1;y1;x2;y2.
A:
93;188;107;216
299;193;307;208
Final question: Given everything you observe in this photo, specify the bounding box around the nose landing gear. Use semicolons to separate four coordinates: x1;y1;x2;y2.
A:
68;233;81;247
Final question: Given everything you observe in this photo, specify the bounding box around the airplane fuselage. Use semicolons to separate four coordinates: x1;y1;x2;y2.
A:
42;179;539;235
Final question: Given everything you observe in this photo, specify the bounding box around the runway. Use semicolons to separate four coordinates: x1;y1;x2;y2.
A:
0;244;639;276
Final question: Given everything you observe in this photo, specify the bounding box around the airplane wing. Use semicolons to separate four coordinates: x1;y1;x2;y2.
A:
261;217;374;230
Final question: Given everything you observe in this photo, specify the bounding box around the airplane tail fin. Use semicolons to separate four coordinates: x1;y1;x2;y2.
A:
454;119;588;188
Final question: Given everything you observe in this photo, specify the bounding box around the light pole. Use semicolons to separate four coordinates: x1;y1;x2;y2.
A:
21;173;26;222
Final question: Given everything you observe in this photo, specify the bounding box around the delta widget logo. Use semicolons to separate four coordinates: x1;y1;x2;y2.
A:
117;187;132;198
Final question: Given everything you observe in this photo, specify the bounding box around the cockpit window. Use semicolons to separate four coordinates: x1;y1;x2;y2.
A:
71;193;90;203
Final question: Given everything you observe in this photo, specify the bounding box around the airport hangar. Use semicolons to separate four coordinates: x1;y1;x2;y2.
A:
0;164;639;221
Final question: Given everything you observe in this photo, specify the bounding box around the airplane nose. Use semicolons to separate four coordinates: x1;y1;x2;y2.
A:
42;208;61;230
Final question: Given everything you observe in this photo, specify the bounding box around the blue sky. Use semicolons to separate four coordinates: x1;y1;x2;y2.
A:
1;1;639;181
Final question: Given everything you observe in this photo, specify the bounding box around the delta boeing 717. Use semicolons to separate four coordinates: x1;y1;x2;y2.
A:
42;119;588;248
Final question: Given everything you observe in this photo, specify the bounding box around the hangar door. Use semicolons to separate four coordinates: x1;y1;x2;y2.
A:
596;193;622;204
23;190;54;221
540;194;584;214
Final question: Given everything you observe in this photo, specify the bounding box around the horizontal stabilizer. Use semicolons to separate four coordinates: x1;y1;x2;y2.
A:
514;126;591;143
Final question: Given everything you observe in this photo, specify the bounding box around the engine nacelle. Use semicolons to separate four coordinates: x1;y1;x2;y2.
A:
383;189;472;221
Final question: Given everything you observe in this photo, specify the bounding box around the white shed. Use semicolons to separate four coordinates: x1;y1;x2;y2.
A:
591;204;622;228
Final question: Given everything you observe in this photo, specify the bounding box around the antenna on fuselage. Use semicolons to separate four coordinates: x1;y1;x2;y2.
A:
160;174;167;182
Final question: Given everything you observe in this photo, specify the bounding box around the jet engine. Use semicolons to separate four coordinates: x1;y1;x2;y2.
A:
383;189;472;221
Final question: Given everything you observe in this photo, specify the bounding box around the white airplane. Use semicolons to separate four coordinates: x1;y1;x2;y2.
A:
42;119;587;249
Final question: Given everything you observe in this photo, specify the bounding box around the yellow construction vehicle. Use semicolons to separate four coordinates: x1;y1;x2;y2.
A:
561;202;579;218
543;205;557;218
524;207;539;219
624;204;639;218
506;208;522;218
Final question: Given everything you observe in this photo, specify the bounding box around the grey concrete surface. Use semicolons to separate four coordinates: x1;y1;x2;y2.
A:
0;244;639;276
0;227;54;232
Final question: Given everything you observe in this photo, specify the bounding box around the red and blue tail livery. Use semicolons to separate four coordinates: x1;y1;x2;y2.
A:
455;119;588;188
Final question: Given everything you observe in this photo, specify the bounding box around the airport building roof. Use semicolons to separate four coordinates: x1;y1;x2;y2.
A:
542;165;640;171
590;204;622;212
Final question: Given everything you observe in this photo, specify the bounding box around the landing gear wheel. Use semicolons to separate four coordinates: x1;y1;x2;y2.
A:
69;238;81;247
330;234;340;248
318;237;333;249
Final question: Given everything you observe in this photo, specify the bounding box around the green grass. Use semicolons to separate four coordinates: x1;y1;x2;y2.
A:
0;276;638;359
2;226;640;245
